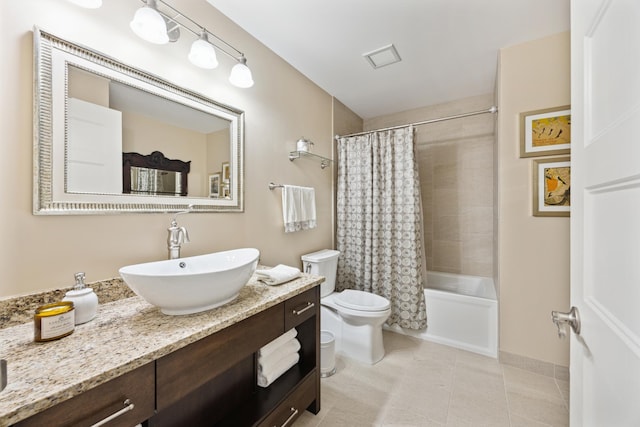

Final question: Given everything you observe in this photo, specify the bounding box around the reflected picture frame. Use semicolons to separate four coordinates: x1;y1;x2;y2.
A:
222;162;230;182
532;157;570;217
209;173;220;198
520;106;571;158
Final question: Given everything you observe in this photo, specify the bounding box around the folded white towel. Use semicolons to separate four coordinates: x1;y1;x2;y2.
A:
258;338;301;373
259;328;298;358
255;264;301;285
257;352;300;388
282;185;317;233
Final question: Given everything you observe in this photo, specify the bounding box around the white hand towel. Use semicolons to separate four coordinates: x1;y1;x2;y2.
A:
258;338;301;373
255;264;301;285
257;352;300;388
259;328;298;357
282;185;317;233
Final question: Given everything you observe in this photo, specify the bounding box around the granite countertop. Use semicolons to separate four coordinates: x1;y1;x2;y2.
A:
0;273;323;426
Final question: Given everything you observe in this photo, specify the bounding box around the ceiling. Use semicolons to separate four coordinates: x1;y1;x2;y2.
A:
206;0;570;119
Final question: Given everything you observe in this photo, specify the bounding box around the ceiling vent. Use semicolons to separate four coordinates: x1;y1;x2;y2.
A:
363;44;401;69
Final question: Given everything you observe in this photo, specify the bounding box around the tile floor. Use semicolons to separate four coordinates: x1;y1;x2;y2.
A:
296;331;569;427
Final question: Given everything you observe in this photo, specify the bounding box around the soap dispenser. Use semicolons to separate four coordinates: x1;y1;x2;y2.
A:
63;272;98;325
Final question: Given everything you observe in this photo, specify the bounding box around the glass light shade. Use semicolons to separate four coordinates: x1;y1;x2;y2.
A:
188;38;219;69
130;5;169;45
229;61;254;88
67;0;102;8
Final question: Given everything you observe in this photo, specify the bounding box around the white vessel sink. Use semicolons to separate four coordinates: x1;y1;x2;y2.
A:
119;248;260;315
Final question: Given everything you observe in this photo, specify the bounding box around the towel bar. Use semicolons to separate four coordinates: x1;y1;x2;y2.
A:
269;182;284;190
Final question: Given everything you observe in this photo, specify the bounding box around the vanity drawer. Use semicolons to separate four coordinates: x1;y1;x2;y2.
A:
284;287;319;330
258;371;317;427
156;303;284;410
14;362;154;427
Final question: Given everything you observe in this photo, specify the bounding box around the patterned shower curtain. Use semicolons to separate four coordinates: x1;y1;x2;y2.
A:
336;126;427;330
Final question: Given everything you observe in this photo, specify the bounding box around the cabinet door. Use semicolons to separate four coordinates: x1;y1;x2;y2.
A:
14;362;154;427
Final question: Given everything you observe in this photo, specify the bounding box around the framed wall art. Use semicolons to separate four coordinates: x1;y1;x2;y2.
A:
532;157;570;217
520;106;571;158
209;173;220;198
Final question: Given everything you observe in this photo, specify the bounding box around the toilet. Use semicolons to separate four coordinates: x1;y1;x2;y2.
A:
301;249;391;365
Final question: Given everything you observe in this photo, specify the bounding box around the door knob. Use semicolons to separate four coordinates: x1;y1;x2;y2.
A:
551;306;581;338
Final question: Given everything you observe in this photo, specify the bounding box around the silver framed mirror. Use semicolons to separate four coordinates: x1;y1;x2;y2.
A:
33;27;244;214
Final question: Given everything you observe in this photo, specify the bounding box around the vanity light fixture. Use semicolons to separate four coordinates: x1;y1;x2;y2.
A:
69;0;254;87
130;0;254;87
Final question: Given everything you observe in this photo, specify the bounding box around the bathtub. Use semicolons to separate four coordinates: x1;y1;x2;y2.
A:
386;271;498;358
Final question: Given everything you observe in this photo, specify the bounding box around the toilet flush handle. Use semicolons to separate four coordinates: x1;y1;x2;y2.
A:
305;263;312;274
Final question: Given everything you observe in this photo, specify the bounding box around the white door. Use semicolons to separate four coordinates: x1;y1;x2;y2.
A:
67;97;123;194
569;0;640;425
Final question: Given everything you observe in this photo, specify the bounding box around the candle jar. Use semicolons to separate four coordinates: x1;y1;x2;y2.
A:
34;302;75;342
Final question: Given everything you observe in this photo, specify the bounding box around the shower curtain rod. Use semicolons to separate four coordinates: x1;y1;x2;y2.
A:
335;106;498;139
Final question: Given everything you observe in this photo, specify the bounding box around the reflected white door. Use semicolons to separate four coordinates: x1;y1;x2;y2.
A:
67;97;122;194
570;0;640;425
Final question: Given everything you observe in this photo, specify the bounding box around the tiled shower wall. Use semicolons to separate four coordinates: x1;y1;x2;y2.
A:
364;94;495;277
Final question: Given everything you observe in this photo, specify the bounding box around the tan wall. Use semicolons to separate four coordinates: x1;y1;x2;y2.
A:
331;98;363;248
364;94;496;278
1;0;334;297
68;67;109;106
332;99;363;138
497;32;570;367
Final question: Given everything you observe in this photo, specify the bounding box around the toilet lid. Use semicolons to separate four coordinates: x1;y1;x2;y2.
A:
334;289;391;312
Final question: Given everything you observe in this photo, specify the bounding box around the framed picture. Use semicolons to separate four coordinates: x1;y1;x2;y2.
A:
208;173;220;198
532;157;570;217
221;162;230;181
520;106;571;158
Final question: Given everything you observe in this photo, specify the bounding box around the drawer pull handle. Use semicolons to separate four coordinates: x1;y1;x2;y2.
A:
292;302;314;316
90;399;135;427
281;407;299;427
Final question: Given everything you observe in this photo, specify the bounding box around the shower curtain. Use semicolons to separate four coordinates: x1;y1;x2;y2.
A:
336;126;427;330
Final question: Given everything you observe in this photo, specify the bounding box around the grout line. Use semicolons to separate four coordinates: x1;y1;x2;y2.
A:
501;362;514;427
554;377;570;412
443;348;459;426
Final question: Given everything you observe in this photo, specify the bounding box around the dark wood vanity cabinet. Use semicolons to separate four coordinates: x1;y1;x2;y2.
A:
13;286;320;427
14;362;155;427
150;285;321;427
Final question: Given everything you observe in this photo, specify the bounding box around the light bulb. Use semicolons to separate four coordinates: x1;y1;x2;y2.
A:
130;0;169;45
229;57;254;88
188;34;219;69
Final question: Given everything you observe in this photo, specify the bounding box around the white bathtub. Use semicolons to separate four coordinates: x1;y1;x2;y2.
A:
386;271;498;358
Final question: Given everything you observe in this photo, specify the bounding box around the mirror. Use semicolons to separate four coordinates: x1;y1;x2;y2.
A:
33;28;244;214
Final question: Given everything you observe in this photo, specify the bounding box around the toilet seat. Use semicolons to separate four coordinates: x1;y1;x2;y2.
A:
334;289;390;312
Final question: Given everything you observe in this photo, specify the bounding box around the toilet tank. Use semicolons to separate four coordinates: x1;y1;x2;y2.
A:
301;249;340;298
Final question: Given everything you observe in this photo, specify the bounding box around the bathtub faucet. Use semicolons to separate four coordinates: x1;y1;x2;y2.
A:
167;206;192;260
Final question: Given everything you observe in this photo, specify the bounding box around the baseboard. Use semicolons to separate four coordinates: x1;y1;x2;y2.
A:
499;350;569;381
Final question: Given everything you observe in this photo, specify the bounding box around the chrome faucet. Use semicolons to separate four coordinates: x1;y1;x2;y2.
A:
167;207;192;259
